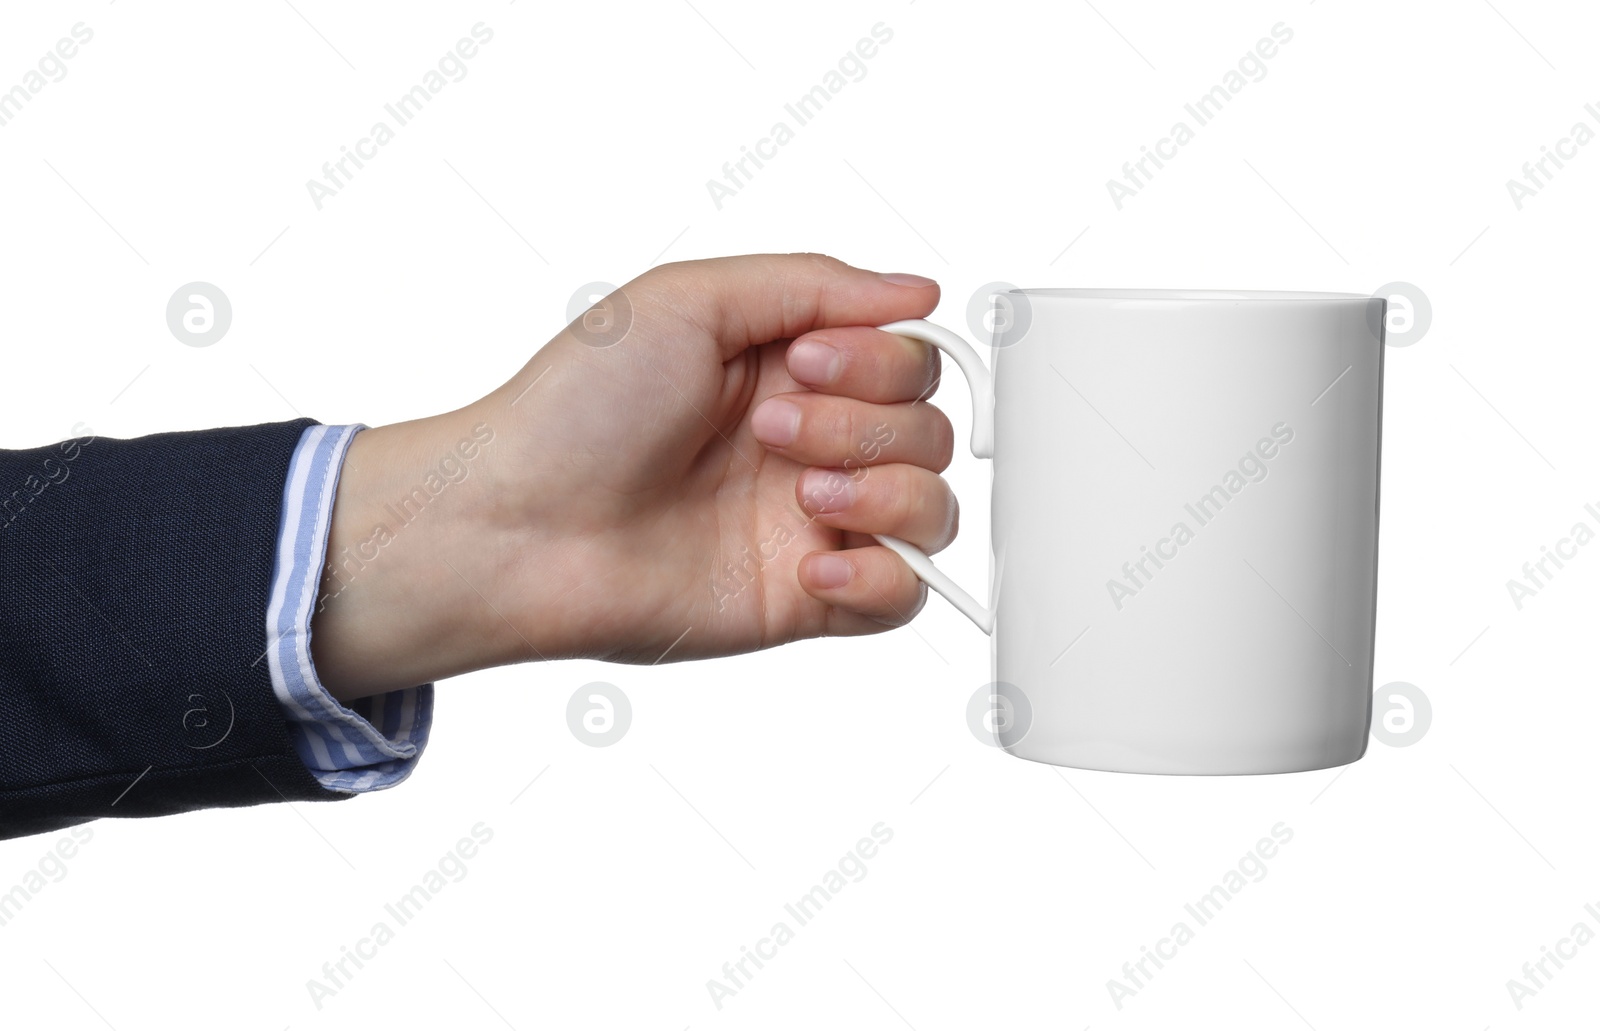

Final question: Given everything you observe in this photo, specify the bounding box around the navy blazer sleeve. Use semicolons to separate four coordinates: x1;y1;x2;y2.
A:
0;419;350;840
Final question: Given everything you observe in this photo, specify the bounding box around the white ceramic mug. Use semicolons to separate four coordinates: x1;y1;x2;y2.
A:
876;290;1385;775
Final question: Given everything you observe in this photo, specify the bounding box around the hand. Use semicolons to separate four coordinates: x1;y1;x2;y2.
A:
310;254;958;700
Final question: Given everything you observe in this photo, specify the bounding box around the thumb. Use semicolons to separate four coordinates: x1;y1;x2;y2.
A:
631;253;940;361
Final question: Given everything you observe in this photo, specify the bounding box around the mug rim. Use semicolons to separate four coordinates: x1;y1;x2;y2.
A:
1006;288;1368;301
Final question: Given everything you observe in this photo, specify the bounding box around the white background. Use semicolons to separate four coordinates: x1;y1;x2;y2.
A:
1;1;1596;1028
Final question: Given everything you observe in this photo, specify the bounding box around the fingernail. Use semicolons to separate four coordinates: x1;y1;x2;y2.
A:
880;272;937;288
751;398;801;447
809;553;852;589
799;469;855;513
788;340;841;385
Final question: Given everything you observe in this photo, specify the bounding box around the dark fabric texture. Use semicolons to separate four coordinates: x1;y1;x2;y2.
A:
0;418;347;840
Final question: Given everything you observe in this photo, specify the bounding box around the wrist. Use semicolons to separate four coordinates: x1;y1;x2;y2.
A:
309;409;523;700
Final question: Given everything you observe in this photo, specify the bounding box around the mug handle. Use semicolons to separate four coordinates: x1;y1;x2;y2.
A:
872;319;996;635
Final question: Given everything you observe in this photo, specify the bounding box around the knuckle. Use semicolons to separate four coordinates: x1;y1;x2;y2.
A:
792;251;846;272
934;488;960;553
883;566;926;626
636;265;706;328
845;406;884;464
642;260;700;296
883;338;936;402
923;403;955;470
918;479;958;553
650;258;692;277
916;345;942;401
896;470;958;553
879;469;917;531
822;402;859;456
904;581;930;622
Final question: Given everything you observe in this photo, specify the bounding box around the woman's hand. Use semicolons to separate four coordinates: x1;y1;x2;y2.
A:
311;254;958;700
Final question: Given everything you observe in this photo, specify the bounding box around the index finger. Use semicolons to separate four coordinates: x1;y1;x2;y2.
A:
785;326;941;405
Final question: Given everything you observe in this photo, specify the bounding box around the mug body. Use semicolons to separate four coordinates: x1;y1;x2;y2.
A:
989;290;1384;774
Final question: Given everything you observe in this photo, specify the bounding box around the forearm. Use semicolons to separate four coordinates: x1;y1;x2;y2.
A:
0;419;343;836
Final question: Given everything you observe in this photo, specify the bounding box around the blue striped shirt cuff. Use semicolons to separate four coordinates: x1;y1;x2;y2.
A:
266;423;433;794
